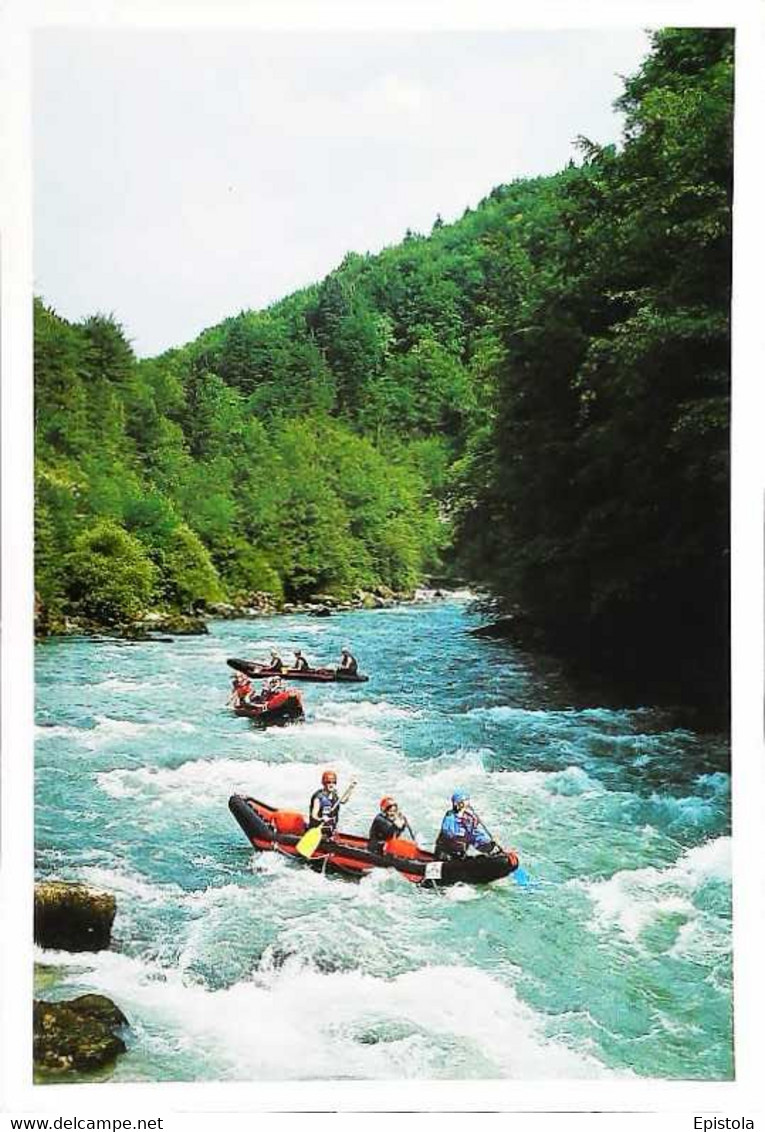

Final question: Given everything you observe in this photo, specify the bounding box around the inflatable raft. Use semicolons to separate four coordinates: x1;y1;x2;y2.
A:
228;795;518;886
232;690;304;726
227;658;369;684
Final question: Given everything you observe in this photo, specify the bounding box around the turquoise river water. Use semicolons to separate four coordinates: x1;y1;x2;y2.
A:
35;594;732;1081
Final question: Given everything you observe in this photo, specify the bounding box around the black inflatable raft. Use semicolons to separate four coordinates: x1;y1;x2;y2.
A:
228;658;369;684
232;690;304;726
228;795;518;886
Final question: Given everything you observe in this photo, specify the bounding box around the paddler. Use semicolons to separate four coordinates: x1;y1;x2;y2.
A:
434;790;497;860
338;647;358;676
268;650;284;674
367;796;411;855
228;672;252;706
293;648;310;672
308;769;356;835
261;676;284;700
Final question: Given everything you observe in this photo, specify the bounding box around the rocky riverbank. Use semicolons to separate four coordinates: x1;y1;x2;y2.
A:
35;585;422;639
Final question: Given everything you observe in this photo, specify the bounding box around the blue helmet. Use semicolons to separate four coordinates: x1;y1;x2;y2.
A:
451;790;469;806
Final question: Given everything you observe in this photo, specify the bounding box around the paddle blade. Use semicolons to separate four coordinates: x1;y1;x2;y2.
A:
295;825;323;858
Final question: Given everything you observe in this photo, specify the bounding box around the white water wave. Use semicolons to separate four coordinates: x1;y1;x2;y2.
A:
35;723;82;740
317;700;424;724
299;718;382;742
32;948;612;1080
77;864;188;905
579;836;731;946
37;715;197;751
96;756;360;809
93;677;181;692
642;790;727;830
81;715;196;750
467;704;639;726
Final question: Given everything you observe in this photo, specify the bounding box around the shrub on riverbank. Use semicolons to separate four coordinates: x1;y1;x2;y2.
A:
64;521;156;625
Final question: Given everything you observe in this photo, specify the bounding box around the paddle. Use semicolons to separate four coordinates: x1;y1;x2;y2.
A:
469;807;530;887
295;780;357;858
294;824;323;859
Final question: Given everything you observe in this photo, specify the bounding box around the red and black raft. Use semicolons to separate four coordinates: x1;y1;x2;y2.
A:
228;795;519;886
232;690;304;726
228;658;369;684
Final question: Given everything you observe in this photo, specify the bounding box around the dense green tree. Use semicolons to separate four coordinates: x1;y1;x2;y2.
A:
456;28;732;701
34;300;90;457
64;520;157;624
161;524;223;609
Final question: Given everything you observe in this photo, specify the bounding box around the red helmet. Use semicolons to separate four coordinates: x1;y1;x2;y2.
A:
380;796;396;811
321;770;337;786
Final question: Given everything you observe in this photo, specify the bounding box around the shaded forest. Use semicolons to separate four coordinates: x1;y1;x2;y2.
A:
35;30;732;709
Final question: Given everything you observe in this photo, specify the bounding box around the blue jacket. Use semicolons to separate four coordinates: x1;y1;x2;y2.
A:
439;809;491;850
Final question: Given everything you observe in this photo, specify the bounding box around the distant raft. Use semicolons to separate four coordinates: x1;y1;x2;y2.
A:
228;795;518;886
227;658;369;684
232;690;304;726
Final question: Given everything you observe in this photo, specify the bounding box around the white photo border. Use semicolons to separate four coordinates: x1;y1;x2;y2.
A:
2;0;763;1122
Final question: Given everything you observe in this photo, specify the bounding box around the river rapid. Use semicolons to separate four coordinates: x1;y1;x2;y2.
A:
34;594;732;1081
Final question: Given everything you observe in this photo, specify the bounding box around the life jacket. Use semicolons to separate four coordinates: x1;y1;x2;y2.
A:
309;788;339;831
294;655;309;671
368;811;399;854
342;655;358;674
237;678;252;699
437;809;492;857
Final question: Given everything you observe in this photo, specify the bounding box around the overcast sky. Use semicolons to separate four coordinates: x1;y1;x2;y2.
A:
33;28;650;357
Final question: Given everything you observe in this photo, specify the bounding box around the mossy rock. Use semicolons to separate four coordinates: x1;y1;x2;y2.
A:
34;995;128;1075
150;614;209;635
34;882;116;952
206;602;238;618
115;625;152;640
34;964;70;994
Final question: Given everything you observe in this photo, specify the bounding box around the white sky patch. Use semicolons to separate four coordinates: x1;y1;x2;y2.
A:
32;27;651;356
365;73;430;113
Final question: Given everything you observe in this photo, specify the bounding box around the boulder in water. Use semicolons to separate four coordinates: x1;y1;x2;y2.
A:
150;613;209;635
34;882;116;952
470;614;530;639
34;995;128;1075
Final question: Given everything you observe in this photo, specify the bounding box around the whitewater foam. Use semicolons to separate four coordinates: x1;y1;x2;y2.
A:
93;678;181;692
581;837;731;945
35;947;611;1080
82;715;196;750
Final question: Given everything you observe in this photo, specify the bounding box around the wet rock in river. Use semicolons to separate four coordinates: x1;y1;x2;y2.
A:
470;614;525;639
34;995;128;1075
34;882;116;952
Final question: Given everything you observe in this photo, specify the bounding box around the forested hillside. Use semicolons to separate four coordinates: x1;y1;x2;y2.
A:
35;29;732;707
